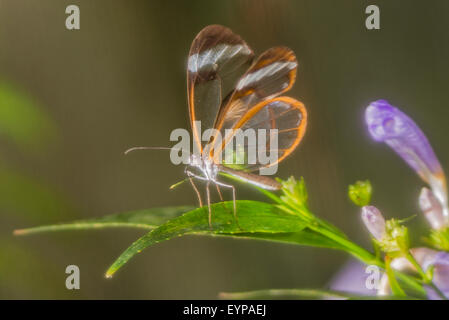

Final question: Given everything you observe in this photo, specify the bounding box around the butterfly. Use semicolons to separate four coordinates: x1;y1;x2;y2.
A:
126;25;307;228
183;25;307;228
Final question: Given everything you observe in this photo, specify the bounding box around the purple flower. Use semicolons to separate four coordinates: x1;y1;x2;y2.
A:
419;187;447;230
328;260;376;298
361;205;386;240
365;100;448;217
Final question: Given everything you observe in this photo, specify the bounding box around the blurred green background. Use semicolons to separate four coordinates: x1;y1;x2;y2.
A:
1;0;448;299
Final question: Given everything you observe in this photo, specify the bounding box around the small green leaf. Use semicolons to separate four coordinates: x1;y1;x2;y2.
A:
348;180;372;207
105;200;307;278
14;206;193;235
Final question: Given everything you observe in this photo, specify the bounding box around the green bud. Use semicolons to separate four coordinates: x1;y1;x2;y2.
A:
348;180;372;207
377;219;410;255
427;227;449;251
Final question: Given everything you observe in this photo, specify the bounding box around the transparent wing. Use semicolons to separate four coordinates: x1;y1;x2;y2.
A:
187;25;254;151
213;46;298;136
212;96;307;172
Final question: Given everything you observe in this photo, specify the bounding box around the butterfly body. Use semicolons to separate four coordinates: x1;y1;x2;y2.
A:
186;153;219;182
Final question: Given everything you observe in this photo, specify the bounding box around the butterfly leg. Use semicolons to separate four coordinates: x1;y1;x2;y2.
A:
215;184;232;215
185;169;207;208
206;181;212;229
185;169;214;229
215;184;224;202
187;175;203;208
216;183;238;220
214;180;239;228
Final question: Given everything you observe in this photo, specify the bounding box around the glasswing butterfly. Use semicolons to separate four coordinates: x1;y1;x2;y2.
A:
128;25;307;228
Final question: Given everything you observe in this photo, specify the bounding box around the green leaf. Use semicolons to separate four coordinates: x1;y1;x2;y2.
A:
14;198;356;277
15;200;348;269
14;206;193;236
105;200;307;278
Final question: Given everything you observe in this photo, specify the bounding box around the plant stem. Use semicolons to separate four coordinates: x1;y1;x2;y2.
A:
405;251;448;300
219;288;357;300
309;224;377;264
428;282;448;300
405;252;427;280
385;255;406;297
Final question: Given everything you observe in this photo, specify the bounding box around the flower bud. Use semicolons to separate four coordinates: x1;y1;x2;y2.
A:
419;187;447;230
348;180;372;207
365;100;447;209
361;206;386;240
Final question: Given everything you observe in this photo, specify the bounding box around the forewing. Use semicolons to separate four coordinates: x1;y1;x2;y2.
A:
214;47;298;134
187;25;254;151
